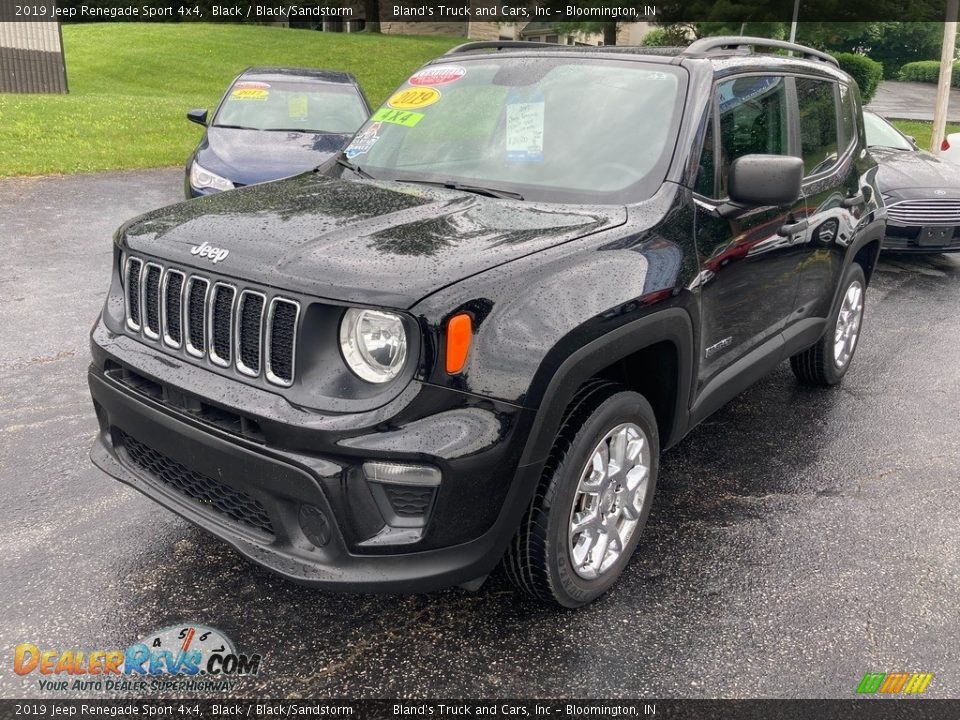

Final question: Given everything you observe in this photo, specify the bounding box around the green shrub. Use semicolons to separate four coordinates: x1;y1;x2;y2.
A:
640;26;691;47
833;52;884;103
899;59;960;88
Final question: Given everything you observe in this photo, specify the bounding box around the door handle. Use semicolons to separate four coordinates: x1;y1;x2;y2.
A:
778;218;809;236
841;192;865;208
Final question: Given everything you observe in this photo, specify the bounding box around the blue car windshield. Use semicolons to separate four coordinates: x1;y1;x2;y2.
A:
342;57;686;204
215;80;368;134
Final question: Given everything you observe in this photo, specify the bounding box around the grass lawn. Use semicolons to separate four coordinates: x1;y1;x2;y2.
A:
0;24;460;177
888;119;960;151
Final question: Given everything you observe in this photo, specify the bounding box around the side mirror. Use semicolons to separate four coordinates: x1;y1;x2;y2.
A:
187;108;208;126
905;135;917;145
728;154;804;207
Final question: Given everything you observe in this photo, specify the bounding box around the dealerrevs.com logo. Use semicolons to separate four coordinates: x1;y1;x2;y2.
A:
13;624;262;693
856;672;933;695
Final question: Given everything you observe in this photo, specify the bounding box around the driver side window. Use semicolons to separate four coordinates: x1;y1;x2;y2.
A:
716;75;790;198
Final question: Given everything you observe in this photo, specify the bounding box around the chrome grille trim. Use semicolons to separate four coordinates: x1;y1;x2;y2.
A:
235;290;266;378
161;270;185;349
124;257;143;332
265;297;300;388
887;199;960;226
208;282;236;368
141;262;163;340
121;255;300;388
184;276;210;358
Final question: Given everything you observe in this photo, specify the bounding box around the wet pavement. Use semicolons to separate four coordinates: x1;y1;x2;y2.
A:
1;170;959;699
867;80;960;122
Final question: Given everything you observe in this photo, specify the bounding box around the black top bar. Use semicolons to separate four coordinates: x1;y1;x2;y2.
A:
683;36;840;67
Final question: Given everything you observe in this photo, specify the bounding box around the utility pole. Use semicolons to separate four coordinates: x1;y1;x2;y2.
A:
789;0;799;44
930;0;959;155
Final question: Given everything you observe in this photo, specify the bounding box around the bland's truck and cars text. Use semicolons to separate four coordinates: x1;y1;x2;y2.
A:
87;38;885;607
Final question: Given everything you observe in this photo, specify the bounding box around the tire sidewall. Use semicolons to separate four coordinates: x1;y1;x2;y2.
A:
545;391;659;607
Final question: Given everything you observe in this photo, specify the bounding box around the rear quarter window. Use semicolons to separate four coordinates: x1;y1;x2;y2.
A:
796;77;840;176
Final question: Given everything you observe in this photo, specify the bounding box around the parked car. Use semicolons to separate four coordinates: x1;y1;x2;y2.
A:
88;38;884;607
184;67;370;198
864;110;960;253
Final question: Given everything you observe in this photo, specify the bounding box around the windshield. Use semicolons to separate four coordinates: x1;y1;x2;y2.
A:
863;112;914;151
342;57;685;204
215;79;368;134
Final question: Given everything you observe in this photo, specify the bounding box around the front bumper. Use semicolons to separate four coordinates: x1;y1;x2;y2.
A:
89;319;540;593
882;224;960;253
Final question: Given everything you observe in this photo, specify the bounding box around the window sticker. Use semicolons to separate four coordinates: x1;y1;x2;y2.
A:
408;65;466;86
345;121;382;159
288;93;308;119
372;108;424;127
505;88;545;162
231;81;270;101
388;87;441;110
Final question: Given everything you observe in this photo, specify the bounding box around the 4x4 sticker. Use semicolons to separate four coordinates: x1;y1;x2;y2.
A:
345;122;382;159
372;108;424;128
388;87;441;110
409;65;466;86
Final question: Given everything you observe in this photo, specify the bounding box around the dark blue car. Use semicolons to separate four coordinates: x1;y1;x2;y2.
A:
185;67;370;198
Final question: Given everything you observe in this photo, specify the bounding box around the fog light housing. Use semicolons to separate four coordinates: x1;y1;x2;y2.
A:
363;461;440;530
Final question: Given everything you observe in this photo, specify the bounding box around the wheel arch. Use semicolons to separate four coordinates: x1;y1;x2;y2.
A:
518;307;695;468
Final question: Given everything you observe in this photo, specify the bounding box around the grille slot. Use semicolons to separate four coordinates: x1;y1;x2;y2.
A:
236;291;265;377
384;485;435;517
142;263;162;340
887;199;960;226
266;298;299;387
209;283;236;367
162;270;184;348
124;258;143;331
122;256;299;387
185;277;209;357
116;430;274;536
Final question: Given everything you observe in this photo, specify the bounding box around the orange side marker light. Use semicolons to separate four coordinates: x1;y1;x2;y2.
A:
446;313;473;374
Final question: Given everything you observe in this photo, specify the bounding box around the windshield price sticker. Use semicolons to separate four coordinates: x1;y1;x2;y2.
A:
506;89;545;162
288;94;308;119
388;87;441;110
372;108;424;128
408;65;466;86
232;82;270;101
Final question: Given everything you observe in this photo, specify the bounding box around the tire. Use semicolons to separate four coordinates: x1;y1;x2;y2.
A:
503;381;659;608
790;263;867;386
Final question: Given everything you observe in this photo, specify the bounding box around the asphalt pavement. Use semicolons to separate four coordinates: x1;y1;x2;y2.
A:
867;80;960;122
1;169;959;699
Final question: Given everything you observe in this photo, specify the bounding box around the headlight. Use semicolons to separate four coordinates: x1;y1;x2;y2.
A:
339;308;408;383
189;161;234;192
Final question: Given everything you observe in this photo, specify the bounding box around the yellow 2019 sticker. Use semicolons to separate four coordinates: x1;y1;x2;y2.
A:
388;87;441;110
232;88;268;101
372;107;424;127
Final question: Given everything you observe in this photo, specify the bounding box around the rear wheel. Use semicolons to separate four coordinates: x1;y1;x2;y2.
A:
790;263;866;386
503;381;659;607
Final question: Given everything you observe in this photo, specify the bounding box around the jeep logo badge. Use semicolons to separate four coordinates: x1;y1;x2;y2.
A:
190;241;229;264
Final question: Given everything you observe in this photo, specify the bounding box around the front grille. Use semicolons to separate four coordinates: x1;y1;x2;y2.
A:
123;254;300;387
117;429;274;536
266;298;299;387
125;258;143;330
384;486;435;517
887;199;960;226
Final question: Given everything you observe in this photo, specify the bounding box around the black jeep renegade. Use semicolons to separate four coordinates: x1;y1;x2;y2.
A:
88;38;885;607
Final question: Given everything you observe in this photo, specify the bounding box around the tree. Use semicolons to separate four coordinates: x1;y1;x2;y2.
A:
365;0;381;33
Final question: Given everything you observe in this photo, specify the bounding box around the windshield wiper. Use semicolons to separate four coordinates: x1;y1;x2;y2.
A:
401;179;524;201
335;157;376;179
213;124;257;131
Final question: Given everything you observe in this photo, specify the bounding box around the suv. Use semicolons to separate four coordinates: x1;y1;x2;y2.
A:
88;37;885;607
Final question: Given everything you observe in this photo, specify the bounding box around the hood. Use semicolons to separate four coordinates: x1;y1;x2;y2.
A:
195;126;353;187
871;146;960;200
120;173;627;308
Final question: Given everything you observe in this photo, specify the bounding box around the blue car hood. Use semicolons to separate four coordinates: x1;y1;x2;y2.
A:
194;126;353;187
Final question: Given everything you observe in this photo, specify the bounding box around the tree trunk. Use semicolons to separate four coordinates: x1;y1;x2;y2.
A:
603;22;618;46
365;0;381;33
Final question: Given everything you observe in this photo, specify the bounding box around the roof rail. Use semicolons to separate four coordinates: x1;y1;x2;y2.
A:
445;40;563;55
682;36;839;67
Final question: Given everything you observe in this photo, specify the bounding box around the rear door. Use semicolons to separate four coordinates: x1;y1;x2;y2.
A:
790;77;865;343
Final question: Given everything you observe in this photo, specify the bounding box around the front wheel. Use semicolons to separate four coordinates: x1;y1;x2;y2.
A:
790;263;867;386
503;382;659;607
